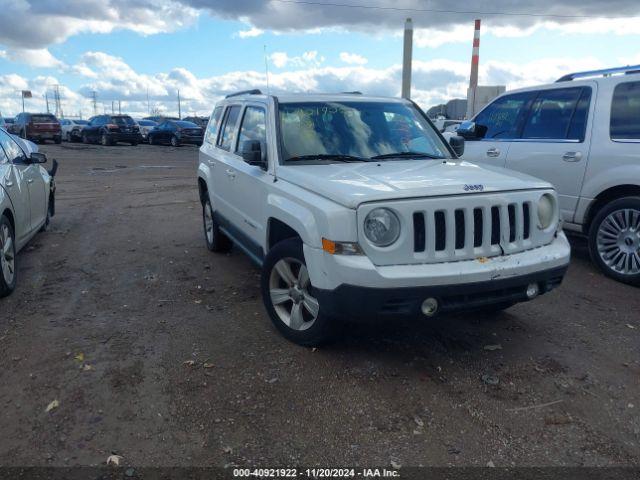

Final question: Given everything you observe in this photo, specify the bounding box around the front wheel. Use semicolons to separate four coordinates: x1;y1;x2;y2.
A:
589;196;640;286
148;135;155;145
0;215;17;298
170;135;180;147
101;133;112;146
261;238;336;346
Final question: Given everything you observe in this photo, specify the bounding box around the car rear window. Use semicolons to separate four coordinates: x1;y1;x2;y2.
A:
112;116;135;126
611;81;640;140
31;114;57;123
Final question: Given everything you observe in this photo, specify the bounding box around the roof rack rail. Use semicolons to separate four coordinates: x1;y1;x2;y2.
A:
341;91;362;95
225;89;263;98
556;65;640;82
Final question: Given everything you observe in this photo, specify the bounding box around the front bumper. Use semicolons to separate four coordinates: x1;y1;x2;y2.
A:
315;265;567;320
304;232;571;320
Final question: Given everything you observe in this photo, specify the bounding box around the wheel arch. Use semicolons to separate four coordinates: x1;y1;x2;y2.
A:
197;176;209;205
584;184;640;233
2;207;15;232
267;218;302;251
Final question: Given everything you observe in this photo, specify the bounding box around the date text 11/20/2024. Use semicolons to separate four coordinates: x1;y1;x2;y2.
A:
232;468;400;478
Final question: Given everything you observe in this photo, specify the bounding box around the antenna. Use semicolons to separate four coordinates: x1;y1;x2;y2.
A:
264;45;271;94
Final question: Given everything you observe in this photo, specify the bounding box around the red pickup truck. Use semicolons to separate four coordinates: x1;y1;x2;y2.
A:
10;112;62;144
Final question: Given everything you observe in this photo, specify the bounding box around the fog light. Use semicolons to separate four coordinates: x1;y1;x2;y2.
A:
526;283;539;299
421;297;439;316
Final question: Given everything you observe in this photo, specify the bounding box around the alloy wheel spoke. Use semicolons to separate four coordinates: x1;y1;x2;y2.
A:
302;295;320;318
289;302;304;330
298;265;310;288
270;288;291;305
274;260;296;287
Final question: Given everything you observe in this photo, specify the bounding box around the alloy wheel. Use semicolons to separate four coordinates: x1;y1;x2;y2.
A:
203;200;214;244
268;258;319;331
0;224;15;286
596;208;640;275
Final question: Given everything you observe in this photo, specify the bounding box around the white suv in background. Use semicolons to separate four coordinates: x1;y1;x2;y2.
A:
458;65;640;285
197;91;570;346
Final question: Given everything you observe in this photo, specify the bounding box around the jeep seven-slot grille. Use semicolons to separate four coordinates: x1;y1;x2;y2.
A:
412;202;532;255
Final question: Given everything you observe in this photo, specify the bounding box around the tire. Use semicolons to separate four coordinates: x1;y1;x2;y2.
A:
54;136;62;144
82;133;89;144
261;238;336;346
148;135;155;145
101;133;112;146
0;215;17;298
202;198;232;253
170;135;180;147
66;132;72;142
588;196;640;286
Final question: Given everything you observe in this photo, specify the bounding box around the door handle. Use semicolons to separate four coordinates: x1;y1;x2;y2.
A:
27;179;34;184
225;169;236;179
562;151;582;162
486;147;500;158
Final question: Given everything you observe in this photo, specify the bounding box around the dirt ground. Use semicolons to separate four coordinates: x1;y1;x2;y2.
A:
0;143;638;469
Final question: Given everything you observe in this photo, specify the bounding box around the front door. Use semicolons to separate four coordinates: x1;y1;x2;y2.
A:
462;91;537;168
0;130;32;245
505;85;594;222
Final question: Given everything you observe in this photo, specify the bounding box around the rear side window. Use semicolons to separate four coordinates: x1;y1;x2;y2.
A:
611;81;640;140
522;87;589;141
205;107;223;144
218;106;241;151
474;92;536;139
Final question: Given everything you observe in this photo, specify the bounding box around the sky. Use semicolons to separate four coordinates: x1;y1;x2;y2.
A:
1;0;640;119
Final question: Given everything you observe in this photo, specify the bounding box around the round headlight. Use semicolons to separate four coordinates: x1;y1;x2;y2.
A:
537;193;555;230
364;208;401;246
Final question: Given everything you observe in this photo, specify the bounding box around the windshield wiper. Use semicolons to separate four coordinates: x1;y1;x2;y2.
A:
286;154;371;163
371;151;445;160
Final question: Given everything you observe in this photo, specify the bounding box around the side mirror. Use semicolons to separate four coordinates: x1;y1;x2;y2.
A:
449;135;465;157
240;140;267;169
457;121;477;140
29;152;47;164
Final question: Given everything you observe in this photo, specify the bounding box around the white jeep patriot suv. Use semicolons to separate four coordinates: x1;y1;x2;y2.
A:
458;65;640;285
197;91;570;346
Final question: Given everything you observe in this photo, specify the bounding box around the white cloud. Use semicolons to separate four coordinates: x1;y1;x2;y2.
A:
269;50;324;69
237;27;264;38
339;52;368;65
1;48;64;68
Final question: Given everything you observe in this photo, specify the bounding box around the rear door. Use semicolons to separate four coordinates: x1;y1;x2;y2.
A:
505;85;594;222
462;91;537;168
212;105;242;228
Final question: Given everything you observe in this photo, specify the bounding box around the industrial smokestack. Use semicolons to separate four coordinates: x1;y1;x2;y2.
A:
401;18;413;99
467;19;481;117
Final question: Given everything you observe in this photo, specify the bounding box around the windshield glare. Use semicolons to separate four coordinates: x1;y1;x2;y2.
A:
278;101;450;162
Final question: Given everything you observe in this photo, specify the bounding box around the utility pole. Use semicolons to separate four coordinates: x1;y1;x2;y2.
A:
177;89;182;119
401;18;413;99
45;92;50;113
53;84;63;118
147;88;150;115
92;91;98;116
118;100;121;114
111;101;115;114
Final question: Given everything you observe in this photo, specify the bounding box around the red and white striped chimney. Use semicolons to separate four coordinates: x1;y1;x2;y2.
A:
469;19;481;90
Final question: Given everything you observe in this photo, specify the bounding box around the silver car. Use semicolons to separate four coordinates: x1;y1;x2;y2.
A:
0;127;57;297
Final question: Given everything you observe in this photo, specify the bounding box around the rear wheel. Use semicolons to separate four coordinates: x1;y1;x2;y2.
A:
0;215;17;298
66;132;72;142
148;135;155;145
261;238;336;346
82;133;89;144
203;198;232;253
589;196;640;285
101;133;111;146
170;135;180;147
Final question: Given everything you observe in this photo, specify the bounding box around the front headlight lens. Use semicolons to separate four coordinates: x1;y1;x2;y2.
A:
537;193;555;230
364;208;401;246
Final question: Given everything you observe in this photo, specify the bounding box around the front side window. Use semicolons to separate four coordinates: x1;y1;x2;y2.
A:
611;81;640;140
0;130;26;163
522;87;586;140
237;106;267;155
474;92;536;140
205;107;223;144
218;106;241;151
278;101;450;162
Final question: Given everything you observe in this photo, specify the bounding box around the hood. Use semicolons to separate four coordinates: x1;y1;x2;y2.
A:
276;160;552;209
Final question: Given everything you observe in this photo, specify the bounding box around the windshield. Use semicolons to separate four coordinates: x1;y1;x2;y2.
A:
175;121;199;128
74;120;88;125
138;120;156;126
278;101;450;162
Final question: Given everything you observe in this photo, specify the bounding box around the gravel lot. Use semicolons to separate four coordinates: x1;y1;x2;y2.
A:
0;143;638;469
